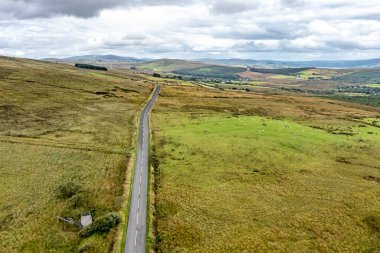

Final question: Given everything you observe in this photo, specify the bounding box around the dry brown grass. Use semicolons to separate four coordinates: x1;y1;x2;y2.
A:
0;56;153;252
156;84;379;120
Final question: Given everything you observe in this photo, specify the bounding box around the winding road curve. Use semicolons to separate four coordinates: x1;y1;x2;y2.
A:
125;85;160;253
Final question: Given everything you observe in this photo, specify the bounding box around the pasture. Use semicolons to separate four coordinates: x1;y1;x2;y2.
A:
150;84;380;252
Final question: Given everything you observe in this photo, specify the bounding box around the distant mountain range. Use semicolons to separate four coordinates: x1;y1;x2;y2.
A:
43;54;148;63
197;58;380;68
42;54;380;69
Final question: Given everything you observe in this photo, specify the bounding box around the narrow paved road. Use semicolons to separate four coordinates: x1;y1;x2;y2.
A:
125;85;160;253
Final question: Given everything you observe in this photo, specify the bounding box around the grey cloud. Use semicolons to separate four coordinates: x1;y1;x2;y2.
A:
234;41;277;52
122;34;146;41
350;13;380;21
211;0;260;14
280;0;306;7
129;0;194;6
0;41;9;49
149;44;191;54
262;23;307;39
0;0;126;19
326;40;362;50
0;0;195;19
235;39;374;54
104;40;145;48
1;0;380;60
214;29;297;40
326;40;380;51
211;0;306;15
212;20;307;40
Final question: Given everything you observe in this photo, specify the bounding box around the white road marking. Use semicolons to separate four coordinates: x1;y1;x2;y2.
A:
125;87;160;252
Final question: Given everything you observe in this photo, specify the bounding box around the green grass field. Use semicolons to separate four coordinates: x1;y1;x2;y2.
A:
270;74;296;80
297;69;328;80
150;85;380;252
363;84;380;88
0;57;152;252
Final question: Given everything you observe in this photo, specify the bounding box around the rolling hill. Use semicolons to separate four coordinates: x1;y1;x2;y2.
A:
334;68;380;83
43;54;148;63
138;59;207;72
198;58;380;68
42;54;380;69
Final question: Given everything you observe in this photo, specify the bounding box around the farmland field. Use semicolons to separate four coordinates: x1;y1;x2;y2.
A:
363;84;380;88
150;84;380;252
0;57;152;252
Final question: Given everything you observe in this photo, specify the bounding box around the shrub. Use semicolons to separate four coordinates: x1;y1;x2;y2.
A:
57;181;81;199
78;242;93;252
68;193;85;208
151;149;160;170
364;214;380;233
79;212;121;238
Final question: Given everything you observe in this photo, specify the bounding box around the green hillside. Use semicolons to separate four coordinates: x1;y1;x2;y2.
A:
173;65;246;80
139;59;207;72
335;69;380;83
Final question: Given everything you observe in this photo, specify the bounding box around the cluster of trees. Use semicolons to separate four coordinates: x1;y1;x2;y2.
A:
331;95;380;107
280;86;380;107
281;85;380;96
75;63;107;71
338;86;380;95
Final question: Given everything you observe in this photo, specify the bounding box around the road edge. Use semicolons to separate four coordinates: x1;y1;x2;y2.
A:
120;84;159;253
146;95;158;252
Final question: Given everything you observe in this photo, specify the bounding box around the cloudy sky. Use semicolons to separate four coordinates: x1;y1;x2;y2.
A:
0;0;379;60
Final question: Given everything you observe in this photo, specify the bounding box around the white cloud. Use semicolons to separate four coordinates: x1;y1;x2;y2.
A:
0;0;379;60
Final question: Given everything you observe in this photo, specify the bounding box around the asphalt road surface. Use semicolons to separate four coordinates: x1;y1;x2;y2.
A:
125;85;160;253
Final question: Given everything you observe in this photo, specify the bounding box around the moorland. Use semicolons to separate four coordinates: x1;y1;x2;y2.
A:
0;56;152;252
1;55;380;253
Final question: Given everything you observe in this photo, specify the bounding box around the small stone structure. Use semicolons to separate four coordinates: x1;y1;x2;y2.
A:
80;211;93;228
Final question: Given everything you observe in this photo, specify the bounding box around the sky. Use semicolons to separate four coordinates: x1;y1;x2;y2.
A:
0;0;379;60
